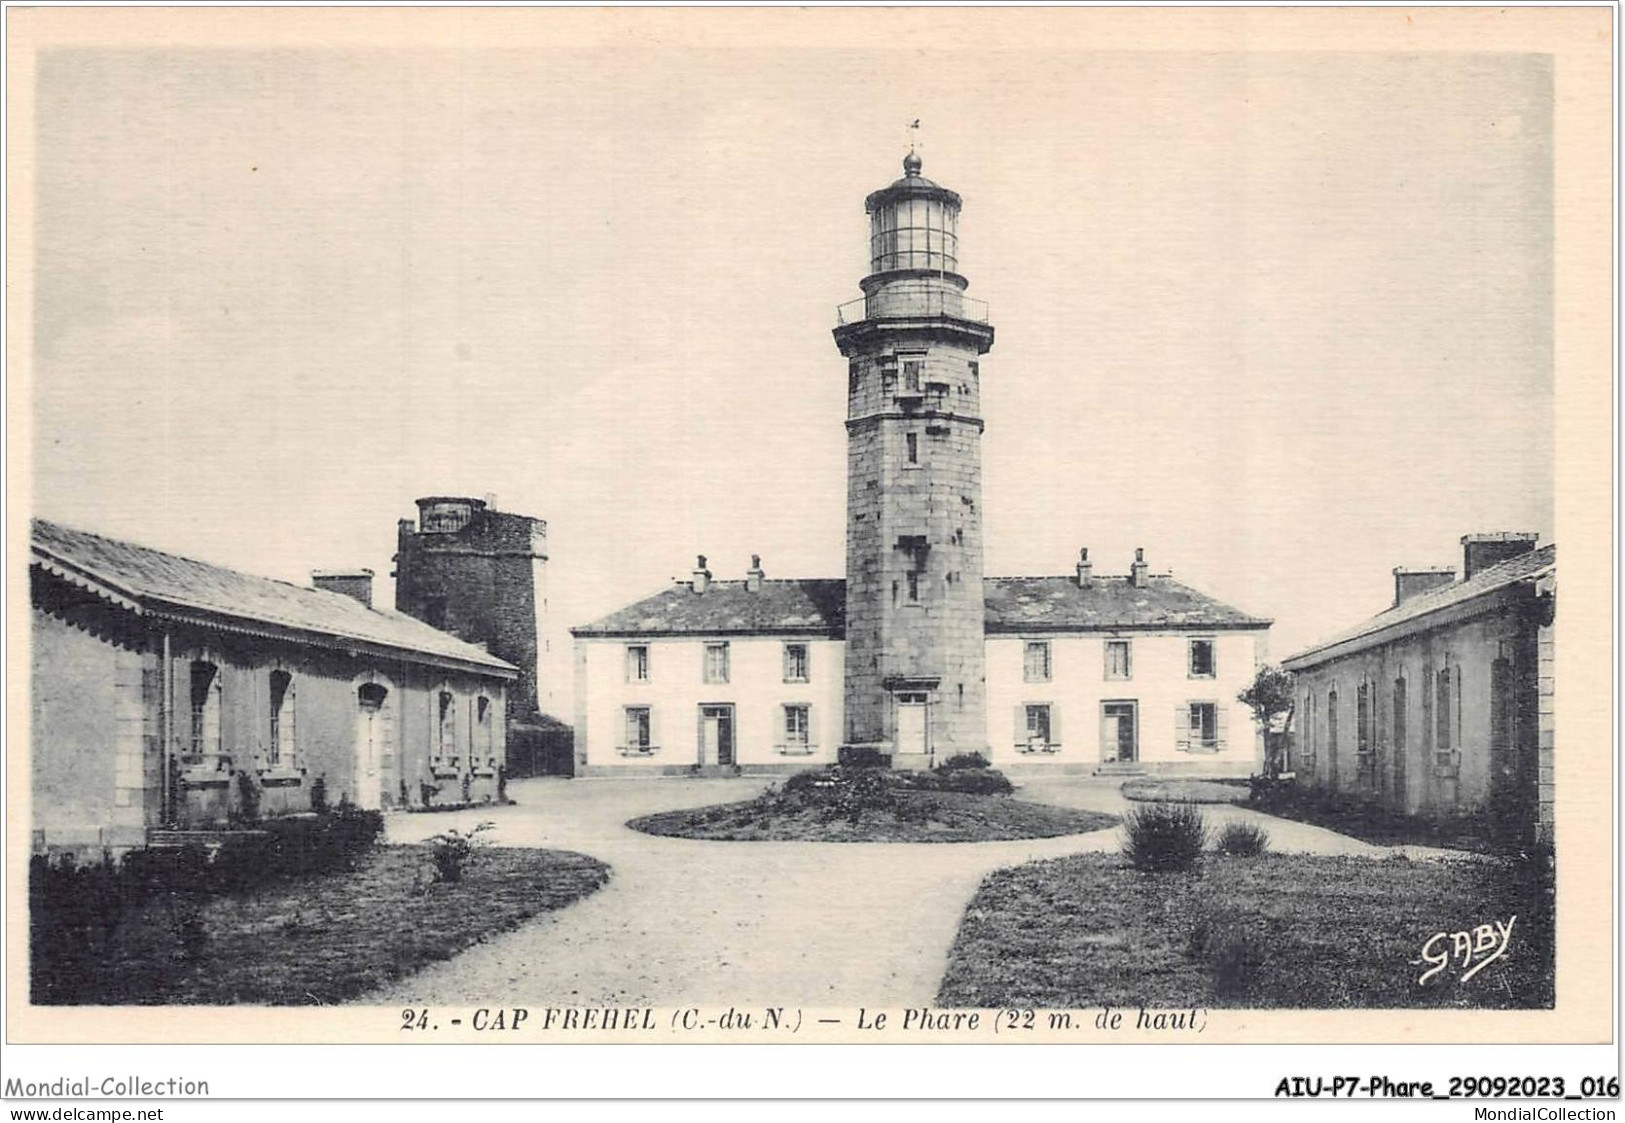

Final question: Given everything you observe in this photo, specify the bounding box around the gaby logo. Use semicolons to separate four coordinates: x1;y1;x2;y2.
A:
1415;915;1516;986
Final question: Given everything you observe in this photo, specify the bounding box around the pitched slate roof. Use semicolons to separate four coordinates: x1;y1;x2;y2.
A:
1284;544;1555;670
31;518;517;676
983;575;1270;633
571;579;847;638
571;574;1267;638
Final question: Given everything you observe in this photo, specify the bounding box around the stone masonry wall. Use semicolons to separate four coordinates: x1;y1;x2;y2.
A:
841;330;989;757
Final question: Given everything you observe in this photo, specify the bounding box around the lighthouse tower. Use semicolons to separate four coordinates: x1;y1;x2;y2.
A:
833;151;995;767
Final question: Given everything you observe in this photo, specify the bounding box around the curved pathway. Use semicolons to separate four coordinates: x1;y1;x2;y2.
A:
365;776;1468;1007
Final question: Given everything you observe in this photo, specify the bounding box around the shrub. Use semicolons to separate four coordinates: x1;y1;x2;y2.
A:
497;768;508;804
1214;820;1270;857
420;781;442;808
826;768;897;824
783;769;831;795
838;745;890;770
234;771;262;823
1122;803;1208;872
29;803;386;1003
937;752;990;772
309;775;329;815
1189;916;1267;998
427;821;495;883
932;767;1013;796
166;891;209;962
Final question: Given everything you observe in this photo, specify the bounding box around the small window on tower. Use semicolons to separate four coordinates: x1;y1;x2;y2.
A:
903;360;923;393
882;371;896;395
906;433;919;465
848;362;860;395
968;360;980;378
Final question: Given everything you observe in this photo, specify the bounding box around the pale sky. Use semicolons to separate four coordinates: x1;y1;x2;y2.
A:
30;46;1552;665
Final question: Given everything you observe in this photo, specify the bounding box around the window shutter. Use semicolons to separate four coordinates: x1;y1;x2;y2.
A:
806;704;817;748
1175;705;1189;753
1051;705;1063;748
650;706;661;753
1013;705;1024;749
1217;704;1229;751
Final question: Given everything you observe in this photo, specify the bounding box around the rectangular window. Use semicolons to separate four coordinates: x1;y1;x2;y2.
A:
906;432;919;464
1188;702;1219;751
1393;676;1407;752
476;696;495;764
1189;638;1216;678
268;669;295;767
783;704;810;749
1435;667;1452;751
1356;682;1371;752
1023;640;1051;683
783;643;809;683
437;691;456;761
704;642;730;685
624;706;652;752
906;571;920;603
1024;703;1052;748
1105;640;1132;681
968;360;979;378
903;360;923;393
189;661;220;761
625;644;650;683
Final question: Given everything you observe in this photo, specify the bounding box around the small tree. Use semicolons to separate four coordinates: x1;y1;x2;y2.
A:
1238;664;1296;777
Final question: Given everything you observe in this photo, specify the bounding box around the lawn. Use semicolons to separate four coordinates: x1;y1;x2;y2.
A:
629;790;1118;843
1121;778;1250;805
938;851;1553;1008
1246;783;1515;854
34;845;609;1005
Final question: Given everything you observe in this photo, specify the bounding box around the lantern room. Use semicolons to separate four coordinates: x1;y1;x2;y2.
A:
865;151;963;278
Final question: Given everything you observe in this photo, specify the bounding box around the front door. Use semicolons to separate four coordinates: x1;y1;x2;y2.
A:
700;705;735;767
894;693;928;756
355;683;388;810
1102;701;1137;762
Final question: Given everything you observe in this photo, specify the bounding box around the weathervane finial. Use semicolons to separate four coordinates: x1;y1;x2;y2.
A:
904;118;923;176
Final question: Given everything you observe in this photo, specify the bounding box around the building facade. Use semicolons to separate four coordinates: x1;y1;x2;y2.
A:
573;551;1269;777
31;519;517;856
571;154;1271;777
1282;533;1555;844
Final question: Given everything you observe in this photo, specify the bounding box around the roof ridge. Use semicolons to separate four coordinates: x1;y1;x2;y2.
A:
1285;543;1554;666
32;517;517;673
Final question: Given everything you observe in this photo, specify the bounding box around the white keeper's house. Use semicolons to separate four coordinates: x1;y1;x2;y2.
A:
571;152;1272;777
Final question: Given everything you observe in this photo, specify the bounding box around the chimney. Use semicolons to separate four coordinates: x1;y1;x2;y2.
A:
1393;566;1455;607
312;568;374;608
1075;547;1092;587
691;554;712;595
482;492;499;511
1461;532;1539;580
746;554;765;593
1129;547;1148;588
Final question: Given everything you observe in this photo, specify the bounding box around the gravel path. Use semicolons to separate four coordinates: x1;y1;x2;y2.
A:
364;776;1469;1007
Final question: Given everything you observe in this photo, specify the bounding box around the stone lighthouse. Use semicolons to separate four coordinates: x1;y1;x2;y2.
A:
833;151;995;767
